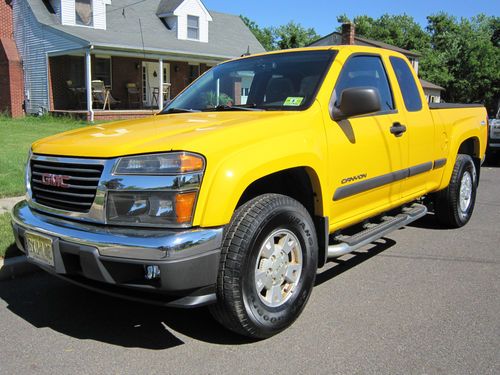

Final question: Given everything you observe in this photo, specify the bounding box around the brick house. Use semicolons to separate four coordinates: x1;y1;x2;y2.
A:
0;0;24;117
1;0;264;120
310;23;445;103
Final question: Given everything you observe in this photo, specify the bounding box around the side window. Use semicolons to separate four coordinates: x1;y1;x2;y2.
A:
333;55;394;112
389;57;422;112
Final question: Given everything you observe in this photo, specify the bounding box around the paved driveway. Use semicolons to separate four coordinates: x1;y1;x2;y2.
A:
1;158;499;374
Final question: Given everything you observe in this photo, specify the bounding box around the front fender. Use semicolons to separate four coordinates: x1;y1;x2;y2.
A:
193;132;327;228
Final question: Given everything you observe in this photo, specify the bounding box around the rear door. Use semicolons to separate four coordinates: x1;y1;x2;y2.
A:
324;53;406;228
388;57;437;198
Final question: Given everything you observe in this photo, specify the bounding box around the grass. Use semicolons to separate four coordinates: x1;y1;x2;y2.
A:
0;212;21;259
0;114;90;198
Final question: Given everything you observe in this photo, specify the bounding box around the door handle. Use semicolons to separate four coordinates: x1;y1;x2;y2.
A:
390;122;407;137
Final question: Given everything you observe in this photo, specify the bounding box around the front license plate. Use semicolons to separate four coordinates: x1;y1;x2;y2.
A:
25;231;55;267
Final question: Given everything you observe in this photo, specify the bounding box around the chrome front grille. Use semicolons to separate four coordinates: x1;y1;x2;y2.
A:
30;159;104;212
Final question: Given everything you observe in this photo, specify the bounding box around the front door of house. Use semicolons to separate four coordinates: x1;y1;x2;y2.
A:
142;62;170;108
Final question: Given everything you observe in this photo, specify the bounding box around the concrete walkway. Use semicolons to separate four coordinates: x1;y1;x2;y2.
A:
0;196;24;215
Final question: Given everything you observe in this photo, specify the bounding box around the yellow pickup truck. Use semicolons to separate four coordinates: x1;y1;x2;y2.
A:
11;46;487;338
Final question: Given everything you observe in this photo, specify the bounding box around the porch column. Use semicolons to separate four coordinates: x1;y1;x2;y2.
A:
158;59;164;110
85;49;94;122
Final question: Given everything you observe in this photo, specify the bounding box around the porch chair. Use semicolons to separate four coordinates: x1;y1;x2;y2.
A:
163;82;171;103
126;83;142;109
91;80;120;110
66;80;86;109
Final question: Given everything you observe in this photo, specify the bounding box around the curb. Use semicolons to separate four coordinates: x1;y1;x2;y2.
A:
0;255;39;281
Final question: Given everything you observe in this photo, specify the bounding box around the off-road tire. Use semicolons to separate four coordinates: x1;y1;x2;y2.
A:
434;154;477;228
209;194;318;339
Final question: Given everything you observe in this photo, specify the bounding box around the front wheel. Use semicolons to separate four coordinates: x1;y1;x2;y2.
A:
433;154;477;228
210;194;318;339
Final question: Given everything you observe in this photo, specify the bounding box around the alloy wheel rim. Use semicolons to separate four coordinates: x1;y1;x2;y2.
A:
254;229;303;307
458;171;473;218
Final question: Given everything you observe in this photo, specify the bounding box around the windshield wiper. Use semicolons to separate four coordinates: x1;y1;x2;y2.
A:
204;104;265;112
162;107;201;114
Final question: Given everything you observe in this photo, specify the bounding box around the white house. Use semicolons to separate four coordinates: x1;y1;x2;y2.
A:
2;0;264;120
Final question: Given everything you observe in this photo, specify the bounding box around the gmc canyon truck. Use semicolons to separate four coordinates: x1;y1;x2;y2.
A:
11;46;487;338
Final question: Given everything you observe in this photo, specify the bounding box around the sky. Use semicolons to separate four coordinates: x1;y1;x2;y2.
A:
203;0;499;36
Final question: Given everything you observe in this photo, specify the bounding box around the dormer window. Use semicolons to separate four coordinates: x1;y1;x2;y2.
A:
187;15;199;40
75;0;93;27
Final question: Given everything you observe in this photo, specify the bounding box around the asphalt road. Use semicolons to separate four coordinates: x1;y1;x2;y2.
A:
1;157;499;375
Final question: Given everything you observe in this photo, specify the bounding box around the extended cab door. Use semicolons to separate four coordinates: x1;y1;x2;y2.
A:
323;53;406;229
388;57;437;198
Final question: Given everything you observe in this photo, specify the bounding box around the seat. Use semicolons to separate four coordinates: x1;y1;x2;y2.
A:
126;83;142;109
265;77;294;104
151;87;160;107
92;80;120;110
66;80;86;109
163;82;171;103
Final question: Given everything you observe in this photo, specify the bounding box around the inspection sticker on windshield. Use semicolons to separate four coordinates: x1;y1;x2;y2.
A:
284;97;304;106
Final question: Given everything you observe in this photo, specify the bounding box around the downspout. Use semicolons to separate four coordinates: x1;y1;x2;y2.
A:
85;46;94;122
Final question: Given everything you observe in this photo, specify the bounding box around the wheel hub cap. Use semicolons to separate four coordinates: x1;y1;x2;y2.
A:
254;229;303;307
459;171;473;216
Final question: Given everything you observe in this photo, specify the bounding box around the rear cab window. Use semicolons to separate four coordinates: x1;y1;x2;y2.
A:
389;57;423;112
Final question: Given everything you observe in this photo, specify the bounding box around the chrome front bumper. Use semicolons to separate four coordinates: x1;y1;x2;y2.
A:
11;201;224;307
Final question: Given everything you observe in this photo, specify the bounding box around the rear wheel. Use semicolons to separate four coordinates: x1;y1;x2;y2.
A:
434;154;477;228
210;194;318;338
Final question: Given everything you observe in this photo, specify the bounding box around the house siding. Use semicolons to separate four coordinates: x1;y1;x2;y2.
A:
175;0;210;43
13;0;84;114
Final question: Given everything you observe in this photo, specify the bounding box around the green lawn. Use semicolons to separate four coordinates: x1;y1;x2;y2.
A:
0;115;89;198
0;212;21;259
0;115;91;258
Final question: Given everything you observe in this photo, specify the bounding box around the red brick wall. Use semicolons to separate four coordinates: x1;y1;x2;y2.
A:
0;1;13;39
111;56;142;109
0;0;24;117
169;61;190;97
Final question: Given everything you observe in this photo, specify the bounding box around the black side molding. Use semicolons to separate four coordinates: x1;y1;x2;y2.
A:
333;160;446;201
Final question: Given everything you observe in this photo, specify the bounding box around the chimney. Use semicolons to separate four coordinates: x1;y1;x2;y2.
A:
341;22;355;45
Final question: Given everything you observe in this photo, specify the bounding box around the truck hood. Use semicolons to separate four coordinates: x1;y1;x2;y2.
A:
31;112;297;158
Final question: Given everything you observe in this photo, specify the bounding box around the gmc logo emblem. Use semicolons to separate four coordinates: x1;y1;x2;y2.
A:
41;173;70;188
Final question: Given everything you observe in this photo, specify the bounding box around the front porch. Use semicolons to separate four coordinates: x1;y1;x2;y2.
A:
49;109;160;121
47;50;217;121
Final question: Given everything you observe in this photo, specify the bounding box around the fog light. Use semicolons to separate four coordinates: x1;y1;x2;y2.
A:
145;265;161;280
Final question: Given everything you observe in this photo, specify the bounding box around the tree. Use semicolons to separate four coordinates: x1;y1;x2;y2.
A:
336;14;429;54
240;16;275;51
424;13;500;109
337;13;500;112
274;21;320;50
240;17;320;51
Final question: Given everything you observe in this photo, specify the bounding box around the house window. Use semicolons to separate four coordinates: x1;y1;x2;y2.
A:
75;0;93;27
187;15;199;40
94;57;112;86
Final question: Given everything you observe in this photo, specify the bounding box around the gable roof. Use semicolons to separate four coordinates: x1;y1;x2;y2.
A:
26;0;265;60
156;0;185;15
309;31;421;57
419;79;445;91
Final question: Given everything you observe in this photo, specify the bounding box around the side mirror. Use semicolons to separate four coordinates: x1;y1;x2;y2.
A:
330;87;382;121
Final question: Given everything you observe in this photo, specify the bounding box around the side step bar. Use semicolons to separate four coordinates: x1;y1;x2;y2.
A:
327;203;427;258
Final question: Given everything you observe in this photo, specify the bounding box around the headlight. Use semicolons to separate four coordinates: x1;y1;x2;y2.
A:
107;152;205;227
107;191;197;226
114;152;204;175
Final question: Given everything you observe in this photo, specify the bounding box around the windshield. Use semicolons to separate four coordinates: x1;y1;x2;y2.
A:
161;50;336;113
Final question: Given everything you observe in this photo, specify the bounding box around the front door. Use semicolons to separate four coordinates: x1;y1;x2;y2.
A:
325;54;406;229
142;62;171;107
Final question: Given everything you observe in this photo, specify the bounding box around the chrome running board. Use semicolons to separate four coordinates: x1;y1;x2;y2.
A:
327;203;427;258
